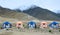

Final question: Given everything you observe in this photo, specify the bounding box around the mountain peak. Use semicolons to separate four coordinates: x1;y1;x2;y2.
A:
23;6;60;21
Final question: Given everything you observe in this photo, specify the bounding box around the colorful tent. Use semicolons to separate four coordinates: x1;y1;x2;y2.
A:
28;21;36;29
16;21;24;29
40;21;48;28
2;21;12;29
49;21;59;29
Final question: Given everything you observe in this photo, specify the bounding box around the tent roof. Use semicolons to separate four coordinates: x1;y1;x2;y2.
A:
16;21;23;24
41;21;47;23
28;21;36;25
3;21;11;25
51;21;58;25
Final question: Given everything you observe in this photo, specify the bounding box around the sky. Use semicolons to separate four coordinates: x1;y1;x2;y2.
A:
0;0;60;13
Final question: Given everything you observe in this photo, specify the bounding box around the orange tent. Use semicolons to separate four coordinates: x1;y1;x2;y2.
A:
40;21;48;28
16;21;24;29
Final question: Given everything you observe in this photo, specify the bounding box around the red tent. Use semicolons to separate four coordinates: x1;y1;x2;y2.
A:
40;21;48;29
16;21;24;29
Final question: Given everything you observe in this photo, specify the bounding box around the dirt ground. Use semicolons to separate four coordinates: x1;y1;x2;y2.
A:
0;28;60;35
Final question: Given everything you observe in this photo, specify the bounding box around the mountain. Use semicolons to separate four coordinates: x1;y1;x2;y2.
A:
0;5;60;22
57;14;60;17
23;5;60;21
0;6;39;23
56;13;60;17
54;10;60;17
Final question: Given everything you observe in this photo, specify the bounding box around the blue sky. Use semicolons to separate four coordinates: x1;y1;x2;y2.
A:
0;0;60;13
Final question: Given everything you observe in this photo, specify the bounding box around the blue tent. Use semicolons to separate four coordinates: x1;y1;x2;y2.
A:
28;21;36;28
49;21;59;28
2;21;12;29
